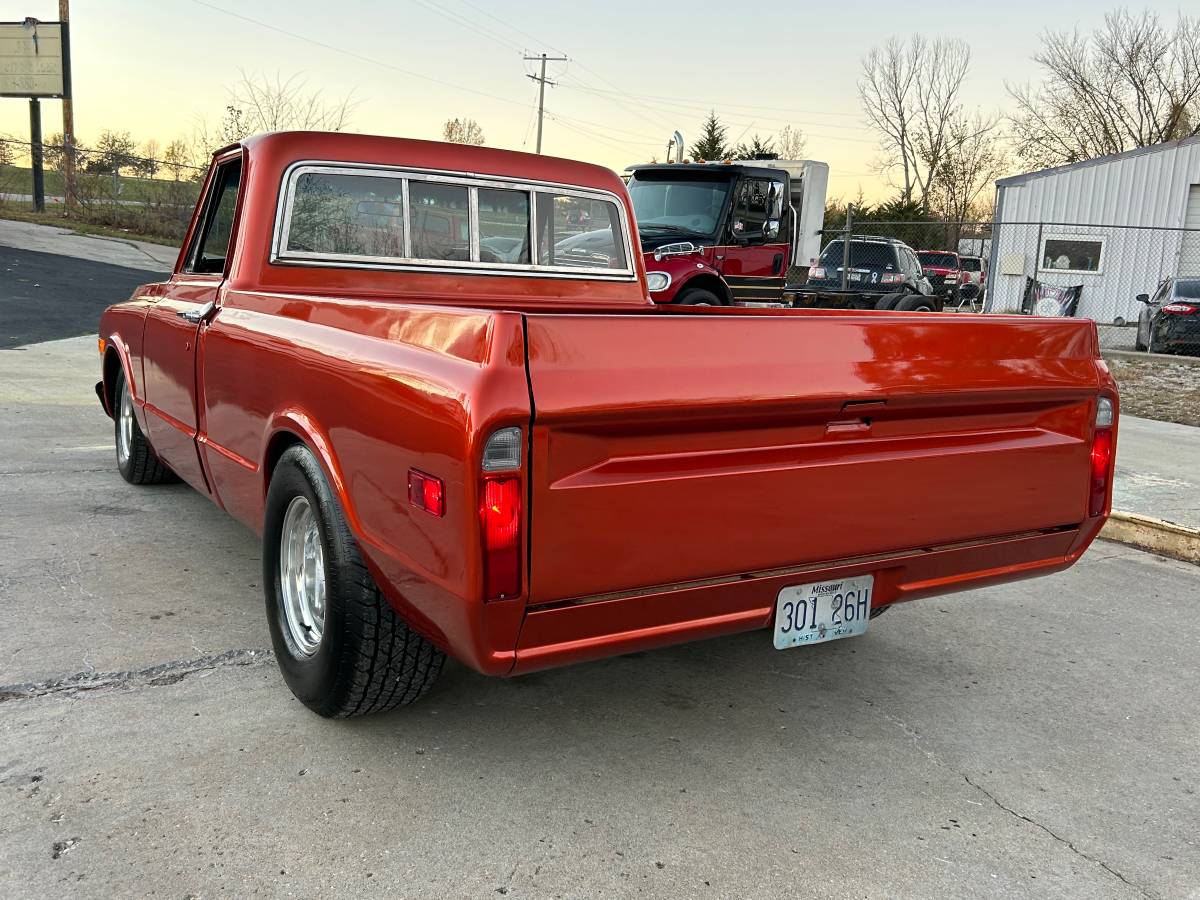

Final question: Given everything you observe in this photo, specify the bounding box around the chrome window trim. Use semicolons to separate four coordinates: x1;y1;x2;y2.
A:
271;160;637;281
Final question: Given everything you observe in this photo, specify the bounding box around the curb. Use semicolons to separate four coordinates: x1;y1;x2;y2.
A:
1101;511;1200;564
1103;349;1200;367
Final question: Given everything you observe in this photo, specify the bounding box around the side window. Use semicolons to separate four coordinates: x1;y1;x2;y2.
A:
731;178;773;245
409;182;470;262
1152;279;1172;304
535;194;627;270
188;159;242;274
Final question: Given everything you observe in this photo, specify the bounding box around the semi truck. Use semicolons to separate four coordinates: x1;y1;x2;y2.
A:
625;157;829;305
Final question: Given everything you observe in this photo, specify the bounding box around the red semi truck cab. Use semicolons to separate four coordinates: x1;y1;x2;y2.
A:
625;160;829;305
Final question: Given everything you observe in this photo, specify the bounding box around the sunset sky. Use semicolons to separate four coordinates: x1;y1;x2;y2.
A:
0;0;1184;201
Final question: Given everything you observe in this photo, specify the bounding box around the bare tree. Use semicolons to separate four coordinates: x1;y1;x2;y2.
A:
859;36;971;205
162;139;193;181
1007;10;1200;168
443;117;485;145
774;124;807;159
196;72;356;157
0;136;15;168
140;139;161;177
925;111;1009;243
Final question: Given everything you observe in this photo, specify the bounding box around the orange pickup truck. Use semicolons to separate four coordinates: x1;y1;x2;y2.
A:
97;132;1118;718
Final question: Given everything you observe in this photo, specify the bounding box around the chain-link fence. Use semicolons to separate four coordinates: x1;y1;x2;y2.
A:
841;217;1200;354
0;137;204;241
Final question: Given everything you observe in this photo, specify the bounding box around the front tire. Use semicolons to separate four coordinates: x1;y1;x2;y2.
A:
263;445;444;717
113;368;176;485
676;287;722;306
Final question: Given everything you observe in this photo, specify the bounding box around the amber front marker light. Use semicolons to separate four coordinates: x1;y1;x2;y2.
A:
98;338;106;355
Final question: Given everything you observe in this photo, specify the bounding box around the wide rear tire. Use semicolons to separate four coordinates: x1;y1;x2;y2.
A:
263;445;444;717
894;294;938;312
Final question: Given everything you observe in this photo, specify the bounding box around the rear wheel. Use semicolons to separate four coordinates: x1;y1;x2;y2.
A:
894;295;938;312
113;368;176;485
875;292;907;311
676;287;722;306
263;444;444;717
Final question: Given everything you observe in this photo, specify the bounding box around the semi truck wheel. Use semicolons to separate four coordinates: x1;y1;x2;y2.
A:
263;444;445;717
113;369;177;485
894;295;938;312
676;287;722;306
875;293;907;310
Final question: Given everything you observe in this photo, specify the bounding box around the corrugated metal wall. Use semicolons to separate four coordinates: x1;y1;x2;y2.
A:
991;137;1200;323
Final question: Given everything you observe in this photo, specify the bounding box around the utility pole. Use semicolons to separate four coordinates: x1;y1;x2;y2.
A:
524;53;567;154
59;0;76;210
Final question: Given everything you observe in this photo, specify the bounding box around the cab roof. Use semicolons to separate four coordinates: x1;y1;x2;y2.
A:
241;131;627;195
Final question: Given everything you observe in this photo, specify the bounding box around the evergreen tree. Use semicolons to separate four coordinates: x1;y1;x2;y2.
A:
733;134;777;160
689;111;729;161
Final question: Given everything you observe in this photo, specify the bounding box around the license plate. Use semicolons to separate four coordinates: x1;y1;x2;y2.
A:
773;575;873;649
848;272;863;282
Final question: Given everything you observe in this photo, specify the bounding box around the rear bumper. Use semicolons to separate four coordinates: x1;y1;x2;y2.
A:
787;289;885;310
507;522;1101;675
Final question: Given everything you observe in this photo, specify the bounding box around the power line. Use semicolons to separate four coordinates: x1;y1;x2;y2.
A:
185;0;529;111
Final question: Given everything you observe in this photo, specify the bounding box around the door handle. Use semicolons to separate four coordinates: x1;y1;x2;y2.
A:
177;301;216;324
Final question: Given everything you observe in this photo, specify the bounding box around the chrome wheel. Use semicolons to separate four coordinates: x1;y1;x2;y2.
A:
279;496;326;657
117;381;134;465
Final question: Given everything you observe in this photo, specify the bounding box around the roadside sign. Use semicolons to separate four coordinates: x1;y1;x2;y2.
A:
0;19;70;99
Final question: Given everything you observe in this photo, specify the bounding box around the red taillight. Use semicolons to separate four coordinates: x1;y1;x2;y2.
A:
480;476;521;600
880;272;903;284
1089;397;1116;517
408;469;444;517
1162;303;1198;315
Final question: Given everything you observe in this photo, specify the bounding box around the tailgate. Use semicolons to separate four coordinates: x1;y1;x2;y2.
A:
523;311;1102;605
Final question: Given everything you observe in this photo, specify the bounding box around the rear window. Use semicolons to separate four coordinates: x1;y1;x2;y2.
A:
917;252;958;268
277;165;631;278
1175;280;1200;299
818;240;897;269
959;257;981;271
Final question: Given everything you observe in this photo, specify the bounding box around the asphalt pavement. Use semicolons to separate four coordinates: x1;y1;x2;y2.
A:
2;220;1199;898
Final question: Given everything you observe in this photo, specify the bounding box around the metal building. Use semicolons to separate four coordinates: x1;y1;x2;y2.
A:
988;135;1200;326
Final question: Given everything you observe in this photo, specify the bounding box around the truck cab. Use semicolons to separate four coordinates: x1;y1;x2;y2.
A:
625;160;828;305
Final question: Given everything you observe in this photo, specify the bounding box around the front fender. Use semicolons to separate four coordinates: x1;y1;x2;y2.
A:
644;255;725;304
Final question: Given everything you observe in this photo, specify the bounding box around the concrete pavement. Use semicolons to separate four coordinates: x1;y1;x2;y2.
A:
0;217;178;271
2;335;1199;899
1113;414;1200;530
2;219;1199;897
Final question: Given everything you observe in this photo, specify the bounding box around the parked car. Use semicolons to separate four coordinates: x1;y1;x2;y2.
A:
97;132;1118;717
916;250;963;303
958;255;987;300
1136;278;1200;354
785;235;937;311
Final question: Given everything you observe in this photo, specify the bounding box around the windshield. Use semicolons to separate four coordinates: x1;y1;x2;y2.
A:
1175;280;1200;299
818;240;897;269
627;172;732;240
917;252;958;268
916;252;955;270
959;257;981;271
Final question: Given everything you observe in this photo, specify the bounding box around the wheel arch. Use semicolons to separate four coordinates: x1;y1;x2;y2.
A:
673;272;733;305
259;412;364;541
101;339;136;419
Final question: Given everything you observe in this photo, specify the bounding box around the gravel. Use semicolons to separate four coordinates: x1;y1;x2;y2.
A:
1108;357;1200;427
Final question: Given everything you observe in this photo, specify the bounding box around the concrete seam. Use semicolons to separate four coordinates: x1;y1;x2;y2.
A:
963;774;1156;900
0;648;273;704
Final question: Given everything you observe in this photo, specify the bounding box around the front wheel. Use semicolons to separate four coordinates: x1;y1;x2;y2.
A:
263;445;444;717
113;368;176;485
675;287;722;306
